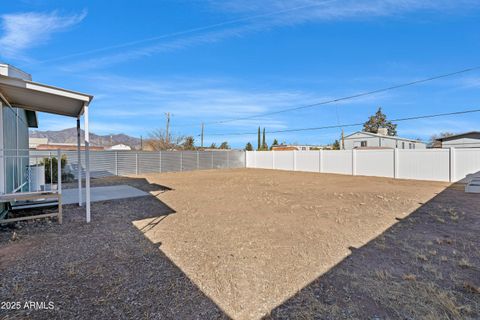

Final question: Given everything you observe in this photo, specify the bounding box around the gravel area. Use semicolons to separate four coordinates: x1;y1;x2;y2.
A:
1;168;479;319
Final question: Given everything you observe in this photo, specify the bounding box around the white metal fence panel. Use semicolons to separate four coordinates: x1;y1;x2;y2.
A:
117;152;137;176
31;150;244;178
454;148;480;182
229;151;246;168
181;151;197;171
295;151;320;172
397;149;450;182
246;151;256;168
323;150;352;175
255;152;274;169
356;150;394;178
274;151;295;171
138;152;161;174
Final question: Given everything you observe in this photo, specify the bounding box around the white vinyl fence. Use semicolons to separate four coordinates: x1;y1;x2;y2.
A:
246;149;480;182
31;150;246;179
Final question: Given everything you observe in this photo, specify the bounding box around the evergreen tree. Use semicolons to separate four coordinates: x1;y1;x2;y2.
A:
270;138;279;150
363;107;397;136
245;142;253;151
262;128;267;150
332;140;340;150
219;141;230;149
257;127;261;150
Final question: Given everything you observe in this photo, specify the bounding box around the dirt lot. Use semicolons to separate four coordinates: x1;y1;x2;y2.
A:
1;169;479;319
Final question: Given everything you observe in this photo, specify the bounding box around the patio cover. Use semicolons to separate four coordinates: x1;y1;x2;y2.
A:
0;74;94;222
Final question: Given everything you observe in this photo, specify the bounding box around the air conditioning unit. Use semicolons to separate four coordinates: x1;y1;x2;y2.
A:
26;164;45;192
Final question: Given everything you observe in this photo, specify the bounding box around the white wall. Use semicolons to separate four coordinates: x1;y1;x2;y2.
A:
246;149;480;182
344;132;426;150
442;135;480;148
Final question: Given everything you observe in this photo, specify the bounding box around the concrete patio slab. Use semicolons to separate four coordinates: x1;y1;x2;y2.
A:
62;185;149;205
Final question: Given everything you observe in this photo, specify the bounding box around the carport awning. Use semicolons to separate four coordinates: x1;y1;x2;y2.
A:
0;74;93;117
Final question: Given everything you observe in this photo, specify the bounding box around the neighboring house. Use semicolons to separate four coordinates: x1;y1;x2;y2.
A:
343;129;426;150
29;137;48;149
272;145;325;151
107;144;131;150
35;144;104;151
434;132;480;148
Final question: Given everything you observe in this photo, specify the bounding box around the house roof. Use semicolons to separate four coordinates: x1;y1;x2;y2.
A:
0;74;93;117
435;131;480;141
344;131;422;143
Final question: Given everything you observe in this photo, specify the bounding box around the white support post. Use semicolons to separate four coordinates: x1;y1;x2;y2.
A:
254;151;257;168
84;104;91;223
135;152;139;175
293;150;297;171
196;151;199;169
319;150;324;173
57;149;62;195
76;117;82;206
449;147;456;183
394;149;399;179
352;149;357;176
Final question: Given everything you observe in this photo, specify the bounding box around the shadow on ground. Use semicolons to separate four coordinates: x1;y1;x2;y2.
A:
265;183;480;319
0;176;229;319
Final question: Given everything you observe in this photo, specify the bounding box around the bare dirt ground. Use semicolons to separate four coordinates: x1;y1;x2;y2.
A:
1;168;479;319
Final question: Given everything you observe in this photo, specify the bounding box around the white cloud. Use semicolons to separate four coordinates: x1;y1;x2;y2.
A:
0;10;86;59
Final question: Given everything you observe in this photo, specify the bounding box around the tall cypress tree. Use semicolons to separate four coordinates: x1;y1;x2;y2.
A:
257;126;261;150
262;128;266;150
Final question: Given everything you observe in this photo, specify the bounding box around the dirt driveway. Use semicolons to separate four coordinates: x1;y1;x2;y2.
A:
1;169;478;319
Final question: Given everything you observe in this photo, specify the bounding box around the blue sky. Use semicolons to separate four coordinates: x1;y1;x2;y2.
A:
1;0;480;148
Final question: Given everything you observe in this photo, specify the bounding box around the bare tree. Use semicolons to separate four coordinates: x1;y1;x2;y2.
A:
145;129;185;151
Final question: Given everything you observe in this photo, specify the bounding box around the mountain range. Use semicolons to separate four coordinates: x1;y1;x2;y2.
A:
29;128;142;149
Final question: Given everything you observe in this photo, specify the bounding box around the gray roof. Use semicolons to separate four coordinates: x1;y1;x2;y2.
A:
344;131;422;143
435;131;480;141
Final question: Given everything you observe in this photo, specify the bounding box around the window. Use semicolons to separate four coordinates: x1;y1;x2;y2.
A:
361;141;367;147
402;142;405;149
409;143;413;149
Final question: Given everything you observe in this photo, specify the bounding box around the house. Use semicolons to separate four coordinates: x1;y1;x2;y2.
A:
271;145;325;151
29;137;49;149
35;143;105;151
434;131;480;148
107;144;131;150
0;63;94;222
343;128;426;150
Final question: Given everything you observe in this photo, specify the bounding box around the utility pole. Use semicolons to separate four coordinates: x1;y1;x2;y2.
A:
341;128;345;150
140;136;143;150
165;112;170;146
201;122;204;148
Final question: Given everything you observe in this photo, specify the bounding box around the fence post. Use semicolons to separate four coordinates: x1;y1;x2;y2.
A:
449;148;456;182
135;152;139;175
254;151;257;168
115;151;118;176
57;149;62;194
272;150;275;169
180;152;183;171
211;151;214;169
352;149;357;176
293;150;297;171
197;151;199;169
394;149;399;179
227;151;230;168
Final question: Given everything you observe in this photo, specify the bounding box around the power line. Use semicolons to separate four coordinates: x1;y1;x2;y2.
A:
31;0;336;65
171;65;480;130
201;108;480;137
197;66;480;126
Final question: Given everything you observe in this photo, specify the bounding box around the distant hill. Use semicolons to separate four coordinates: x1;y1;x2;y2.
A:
29;128;142;149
